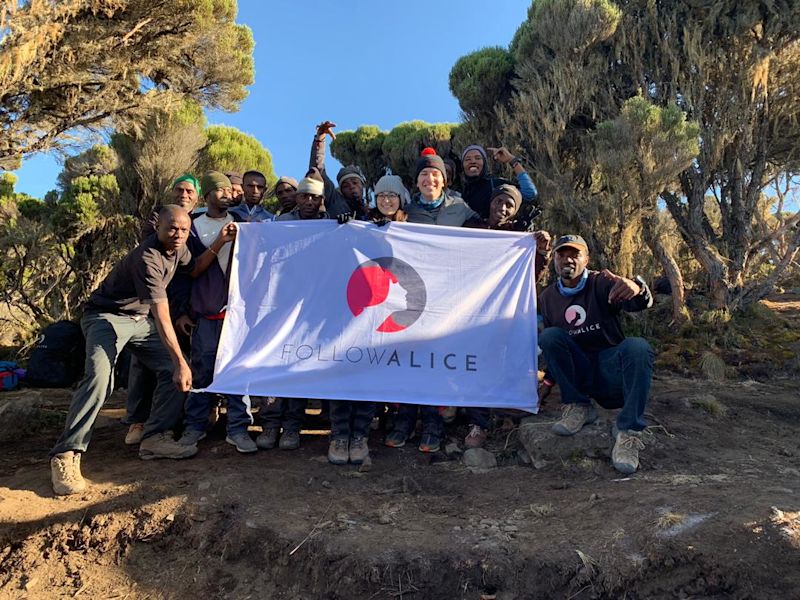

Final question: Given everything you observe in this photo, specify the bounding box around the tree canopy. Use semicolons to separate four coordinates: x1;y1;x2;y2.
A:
0;0;254;169
448;0;800;313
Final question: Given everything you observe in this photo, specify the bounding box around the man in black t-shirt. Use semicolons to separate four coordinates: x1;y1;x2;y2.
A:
538;234;654;474
49;205;236;496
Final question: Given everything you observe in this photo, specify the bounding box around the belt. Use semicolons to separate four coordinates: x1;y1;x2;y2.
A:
205;311;226;321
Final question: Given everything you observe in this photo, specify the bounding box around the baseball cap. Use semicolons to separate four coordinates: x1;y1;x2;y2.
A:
553;234;589;252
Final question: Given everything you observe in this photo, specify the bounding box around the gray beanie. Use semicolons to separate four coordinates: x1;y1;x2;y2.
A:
461;144;488;163
374;175;410;208
336;165;366;186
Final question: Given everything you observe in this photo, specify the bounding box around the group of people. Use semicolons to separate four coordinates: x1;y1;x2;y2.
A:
48;121;655;497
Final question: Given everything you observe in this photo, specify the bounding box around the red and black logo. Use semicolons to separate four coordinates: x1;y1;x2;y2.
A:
346;257;427;333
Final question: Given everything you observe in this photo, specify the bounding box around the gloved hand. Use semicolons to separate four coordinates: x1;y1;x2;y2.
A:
337;212;354;225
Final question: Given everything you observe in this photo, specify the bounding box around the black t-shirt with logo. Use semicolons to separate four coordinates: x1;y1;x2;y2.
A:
86;234;194;316
539;271;651;354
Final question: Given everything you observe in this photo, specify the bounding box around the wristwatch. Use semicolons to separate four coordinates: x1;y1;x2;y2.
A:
509;157;522;169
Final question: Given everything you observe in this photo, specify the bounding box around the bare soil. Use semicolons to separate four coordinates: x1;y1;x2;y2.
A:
1;368;799;600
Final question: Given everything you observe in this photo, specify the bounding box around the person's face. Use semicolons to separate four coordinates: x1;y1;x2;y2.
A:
231;183;244;202
296;192;323;219
417;167;444;201
462;150;484;177
156;212;191;252
489;194;518;227
340;177;363;201
206;187;230;213
172;182;198;211
243;175;267;205
554;246;590;282
376;192;400;217
275;183;297;212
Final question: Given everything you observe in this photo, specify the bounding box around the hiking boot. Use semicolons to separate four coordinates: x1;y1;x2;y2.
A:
552;402;597;436
385;429;410;448
328;438;349;465
140;433;198;460
464;425;488;449
177;429;207;446
256;427;279;449
278;430;301;451
349;436;369;464
612;429;645;474
51;451;86;496
124;423;145;446
418;432;441;453
226;432;258;454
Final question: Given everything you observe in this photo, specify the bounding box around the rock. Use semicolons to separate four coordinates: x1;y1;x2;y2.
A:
518;420;612;466
444;442;463;457
516;448;532;465
463;448;497;469
197;480;211;491
0;391;43;443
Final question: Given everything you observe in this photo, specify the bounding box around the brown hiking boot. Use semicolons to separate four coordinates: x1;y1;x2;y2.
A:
139;433;199;460
464;425;488;449
348;436;369;464
328;438;349;465
612;430;645;474
552;402;597;436
124;423;145;446
51;451;86;496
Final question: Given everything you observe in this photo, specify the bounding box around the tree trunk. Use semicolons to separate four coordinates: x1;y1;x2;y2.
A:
642;216;689;324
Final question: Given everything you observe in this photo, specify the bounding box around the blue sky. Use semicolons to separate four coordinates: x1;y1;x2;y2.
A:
12;0;532;198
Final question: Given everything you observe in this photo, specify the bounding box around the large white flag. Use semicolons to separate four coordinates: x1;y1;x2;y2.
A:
206;220;539;411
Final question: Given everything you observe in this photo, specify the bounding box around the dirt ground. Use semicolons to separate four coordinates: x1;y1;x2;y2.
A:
0;366;799;600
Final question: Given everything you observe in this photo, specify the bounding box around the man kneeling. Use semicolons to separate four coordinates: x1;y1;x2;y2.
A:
49;205;231;495
538;235;654;474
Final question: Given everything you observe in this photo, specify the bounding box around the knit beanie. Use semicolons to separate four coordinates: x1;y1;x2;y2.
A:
224;172;243;186
296;176;325;196
172;173;201;194
461;144;488;164
201;171;231;196
272;176;298;195
336;165;366;186
374;175;410;208
414;148;446;181
490;183;523;210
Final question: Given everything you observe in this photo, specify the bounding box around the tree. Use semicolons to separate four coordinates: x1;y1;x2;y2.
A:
449;0;800;311
0;0;254;169
196;125;276;186
595;96;701;322
112;101;207;217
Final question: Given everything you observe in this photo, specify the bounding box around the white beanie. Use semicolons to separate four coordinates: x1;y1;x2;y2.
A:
374;175;410;208
296;176;324;196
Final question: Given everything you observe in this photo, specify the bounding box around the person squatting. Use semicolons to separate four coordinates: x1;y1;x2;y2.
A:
49;121;655;496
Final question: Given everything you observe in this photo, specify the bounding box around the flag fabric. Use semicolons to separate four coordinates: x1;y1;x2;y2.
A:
205;220;540;412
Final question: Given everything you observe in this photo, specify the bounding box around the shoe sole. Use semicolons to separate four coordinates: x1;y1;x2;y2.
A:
349;456;367;465
225;437;258;454
256;442;276;450
328;455;349;465
385;439;406;448
418;444;440;453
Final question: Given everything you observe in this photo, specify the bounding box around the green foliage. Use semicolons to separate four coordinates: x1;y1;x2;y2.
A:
197;125;275;186
449;46;515;118
53;175;119;238
16;197;47;221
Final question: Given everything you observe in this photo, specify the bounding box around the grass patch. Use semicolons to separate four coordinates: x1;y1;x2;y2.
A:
654;511;686;530
699;351;726;381
690;394;728;417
